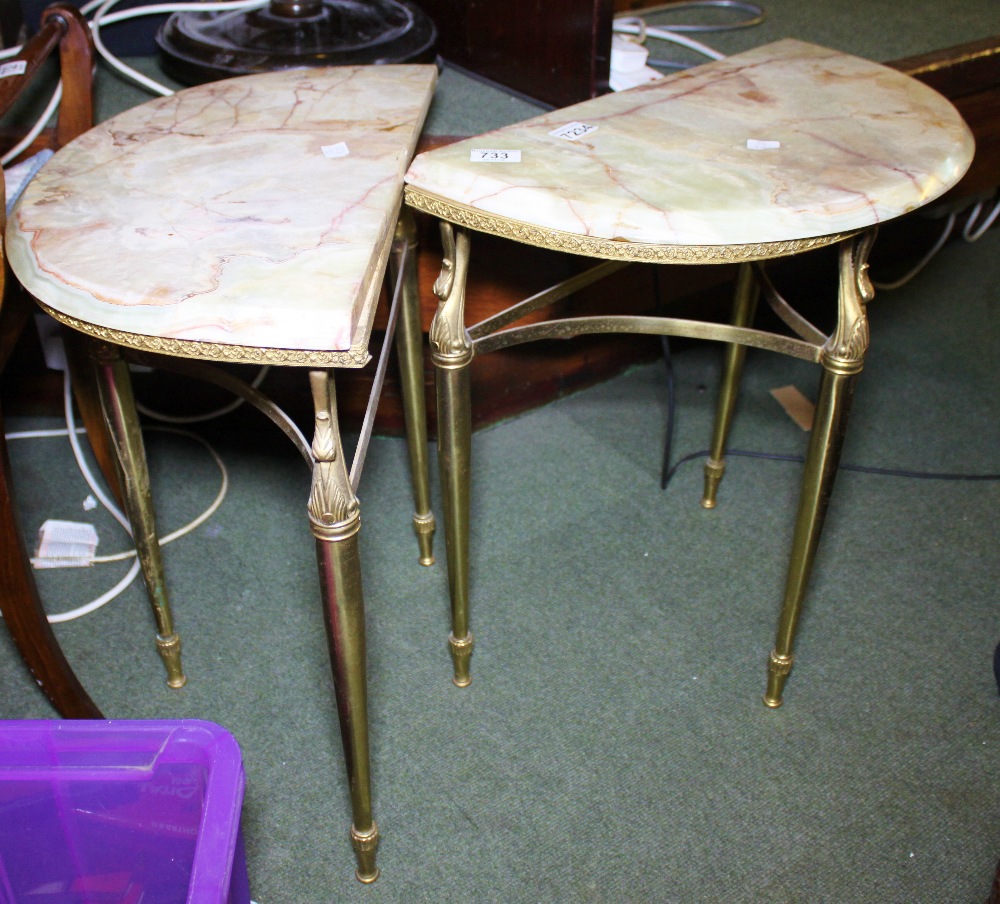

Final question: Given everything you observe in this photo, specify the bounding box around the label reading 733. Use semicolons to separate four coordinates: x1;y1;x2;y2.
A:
470;149;522;163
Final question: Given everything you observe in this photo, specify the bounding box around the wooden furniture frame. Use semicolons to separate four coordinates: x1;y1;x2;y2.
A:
0;2;103;718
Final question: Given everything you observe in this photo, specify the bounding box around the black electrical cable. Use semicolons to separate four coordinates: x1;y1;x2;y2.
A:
661;446;1000;491
651;269;678;489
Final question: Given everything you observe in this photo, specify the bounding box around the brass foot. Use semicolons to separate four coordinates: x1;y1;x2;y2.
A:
156;632;186;688
350;822;380;884
413;511;436;566
448;631;474;687
700;459;725;509
763;650;793;708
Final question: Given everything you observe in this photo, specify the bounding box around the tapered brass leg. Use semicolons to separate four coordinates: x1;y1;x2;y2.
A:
702;263;759;508
390;211;436;566
764;366;857;707
763;232;875;707
429;223;475;687
308;370;379;883
91;342;185;687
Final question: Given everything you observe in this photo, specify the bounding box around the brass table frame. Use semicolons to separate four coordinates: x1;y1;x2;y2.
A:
32;211;434;884
407;185;874;707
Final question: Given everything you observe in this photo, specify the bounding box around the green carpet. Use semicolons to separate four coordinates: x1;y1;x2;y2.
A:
2;220;998;902
3;2;1000;898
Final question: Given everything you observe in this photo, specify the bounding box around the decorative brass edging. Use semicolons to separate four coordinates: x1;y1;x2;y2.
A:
404;186;854;264
34;300;371;368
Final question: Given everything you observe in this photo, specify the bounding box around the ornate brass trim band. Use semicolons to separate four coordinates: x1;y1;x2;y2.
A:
36;300;373;369
405;187;856;264
472;314;825;363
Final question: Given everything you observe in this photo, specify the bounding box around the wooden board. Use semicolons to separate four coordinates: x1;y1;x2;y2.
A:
418;0;614;107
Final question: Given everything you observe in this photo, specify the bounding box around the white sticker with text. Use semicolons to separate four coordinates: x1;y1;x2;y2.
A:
322;142;350;158
549;121;599;141
747;139;781;150
0;61;27;79
470;149;521;163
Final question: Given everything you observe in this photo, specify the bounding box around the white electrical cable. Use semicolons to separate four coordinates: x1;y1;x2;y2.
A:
47;560;142;623
614;18;727;61
6;426;88;440
0;0;269;148
870;194;1000;292
962;194;1000;242
0;372;230;623
59;370;229;599
135;365;272;424
1;0;263;623
63;371;131;533
612;0;764;70
620;0;765;30
871;213;956;292
91;427;229;564
84;0;267;96
1;81;62;167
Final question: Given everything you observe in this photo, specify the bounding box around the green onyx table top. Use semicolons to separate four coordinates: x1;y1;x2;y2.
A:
7;65;437;367
404;41;974;258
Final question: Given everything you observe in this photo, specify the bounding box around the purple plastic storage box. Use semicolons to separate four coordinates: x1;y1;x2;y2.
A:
0;720;250;904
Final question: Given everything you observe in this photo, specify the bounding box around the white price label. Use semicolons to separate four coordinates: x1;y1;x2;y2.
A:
747;139;781;150
0;61;27;79
470;149;521;163
322;142;350;158
549;121;599;141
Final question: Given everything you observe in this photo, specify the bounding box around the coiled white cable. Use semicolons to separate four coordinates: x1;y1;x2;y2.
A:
135;365;272;424
614;17;727;62
1;82;62;167
0;370;230;624
84;0;267;97
612;0;765;70
962;193;1000;242
871;213;957;292
0;0;268;152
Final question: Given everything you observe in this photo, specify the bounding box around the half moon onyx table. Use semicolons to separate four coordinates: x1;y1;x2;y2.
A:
7;63;438;883
404;40;974;704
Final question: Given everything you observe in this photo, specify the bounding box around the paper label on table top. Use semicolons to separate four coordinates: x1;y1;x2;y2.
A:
747;139;781;150
470;149;521;163
549;122;599;141
322;142;350;158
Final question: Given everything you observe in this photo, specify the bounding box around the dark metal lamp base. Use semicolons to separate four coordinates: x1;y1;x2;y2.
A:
156;0;436;85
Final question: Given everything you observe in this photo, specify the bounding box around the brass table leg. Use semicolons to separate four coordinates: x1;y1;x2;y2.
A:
429;223;475;687
764;232;875;707
391;210;436;566
91;341;185;688
308;370;379;882
702;262;759;509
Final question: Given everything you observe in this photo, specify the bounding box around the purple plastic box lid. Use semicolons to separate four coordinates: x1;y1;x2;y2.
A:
0;720;248;904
